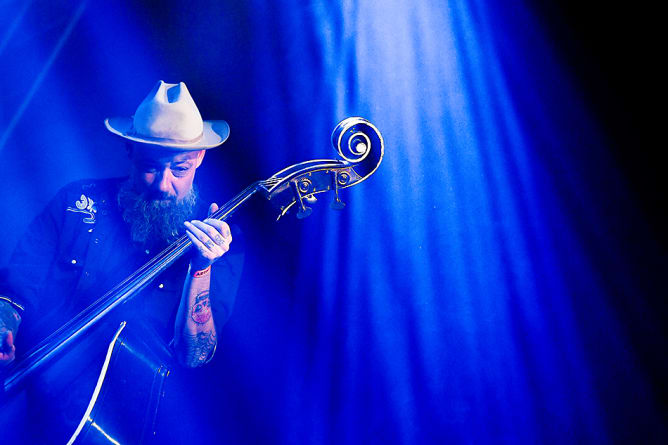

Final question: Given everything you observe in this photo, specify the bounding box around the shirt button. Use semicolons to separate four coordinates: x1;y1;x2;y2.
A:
158;283;164;289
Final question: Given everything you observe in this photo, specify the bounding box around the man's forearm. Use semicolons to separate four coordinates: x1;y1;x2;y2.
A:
173;265;217;367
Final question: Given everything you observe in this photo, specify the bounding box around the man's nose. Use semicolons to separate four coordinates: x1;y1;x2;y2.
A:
154;170;172;194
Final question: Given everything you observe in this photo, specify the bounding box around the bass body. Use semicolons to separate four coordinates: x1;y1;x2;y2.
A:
2;319;177;444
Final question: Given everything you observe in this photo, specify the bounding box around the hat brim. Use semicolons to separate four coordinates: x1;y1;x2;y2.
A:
105;117;230;149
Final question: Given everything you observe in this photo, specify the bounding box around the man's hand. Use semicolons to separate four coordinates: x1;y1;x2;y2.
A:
184;203;232;270
0;329;16;365
0;301;20;366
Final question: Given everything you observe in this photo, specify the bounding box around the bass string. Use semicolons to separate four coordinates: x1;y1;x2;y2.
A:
124;180;265;286
128;180;263;280
76;181;264;314
15;180;270;369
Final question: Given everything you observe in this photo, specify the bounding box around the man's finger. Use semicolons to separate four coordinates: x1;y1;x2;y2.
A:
0;329;13;348
185;223;224;256
208;202;219;217
190;220;224;245
184;221;213;247
185;229;215;256
0;330;16;363
203;219;232;239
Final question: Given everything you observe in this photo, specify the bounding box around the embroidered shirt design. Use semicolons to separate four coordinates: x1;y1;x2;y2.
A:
66;194;97;224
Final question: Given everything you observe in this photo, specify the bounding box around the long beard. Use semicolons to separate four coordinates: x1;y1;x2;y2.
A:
117;180;198;248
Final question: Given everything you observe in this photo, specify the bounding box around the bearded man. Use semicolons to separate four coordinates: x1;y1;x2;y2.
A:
0;80;244;371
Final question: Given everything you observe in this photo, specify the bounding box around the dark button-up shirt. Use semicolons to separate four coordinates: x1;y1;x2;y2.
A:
0;177;244;354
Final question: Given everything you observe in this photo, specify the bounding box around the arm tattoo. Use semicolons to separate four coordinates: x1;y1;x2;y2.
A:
182;330;217;367
190;290;212;325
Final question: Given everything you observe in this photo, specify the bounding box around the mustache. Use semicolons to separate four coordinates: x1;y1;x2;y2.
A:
142;189;178;202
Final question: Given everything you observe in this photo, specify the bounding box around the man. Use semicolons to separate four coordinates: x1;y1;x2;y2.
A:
0;80;244;370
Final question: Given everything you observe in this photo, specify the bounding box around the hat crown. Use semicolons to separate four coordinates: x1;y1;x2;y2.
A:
132;81;204;142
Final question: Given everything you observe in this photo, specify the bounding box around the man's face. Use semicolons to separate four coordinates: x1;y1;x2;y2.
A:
129;143;206;201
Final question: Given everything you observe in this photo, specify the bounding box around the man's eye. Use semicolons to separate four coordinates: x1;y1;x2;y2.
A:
172;167;189;176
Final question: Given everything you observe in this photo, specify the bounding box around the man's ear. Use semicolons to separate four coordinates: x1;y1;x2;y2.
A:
195;149;206;168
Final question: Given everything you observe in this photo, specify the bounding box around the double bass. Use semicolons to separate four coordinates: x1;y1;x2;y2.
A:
0;117;384;443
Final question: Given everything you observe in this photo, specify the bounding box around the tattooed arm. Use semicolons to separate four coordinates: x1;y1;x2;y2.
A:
174;203;232;368
174;273;218;367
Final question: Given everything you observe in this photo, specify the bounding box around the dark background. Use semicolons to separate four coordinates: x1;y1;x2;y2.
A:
536;0;667;411
537;3;663;241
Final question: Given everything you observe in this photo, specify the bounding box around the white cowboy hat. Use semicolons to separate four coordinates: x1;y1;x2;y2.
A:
104;80;229;149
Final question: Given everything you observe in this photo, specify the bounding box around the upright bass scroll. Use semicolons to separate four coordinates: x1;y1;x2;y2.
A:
257;116;385;219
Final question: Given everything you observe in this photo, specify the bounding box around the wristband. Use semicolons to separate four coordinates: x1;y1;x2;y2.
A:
191;265;211;278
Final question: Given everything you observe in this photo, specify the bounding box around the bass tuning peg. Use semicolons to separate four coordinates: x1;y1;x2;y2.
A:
331;196;345;210
330;171;347;210
291;180;313;219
